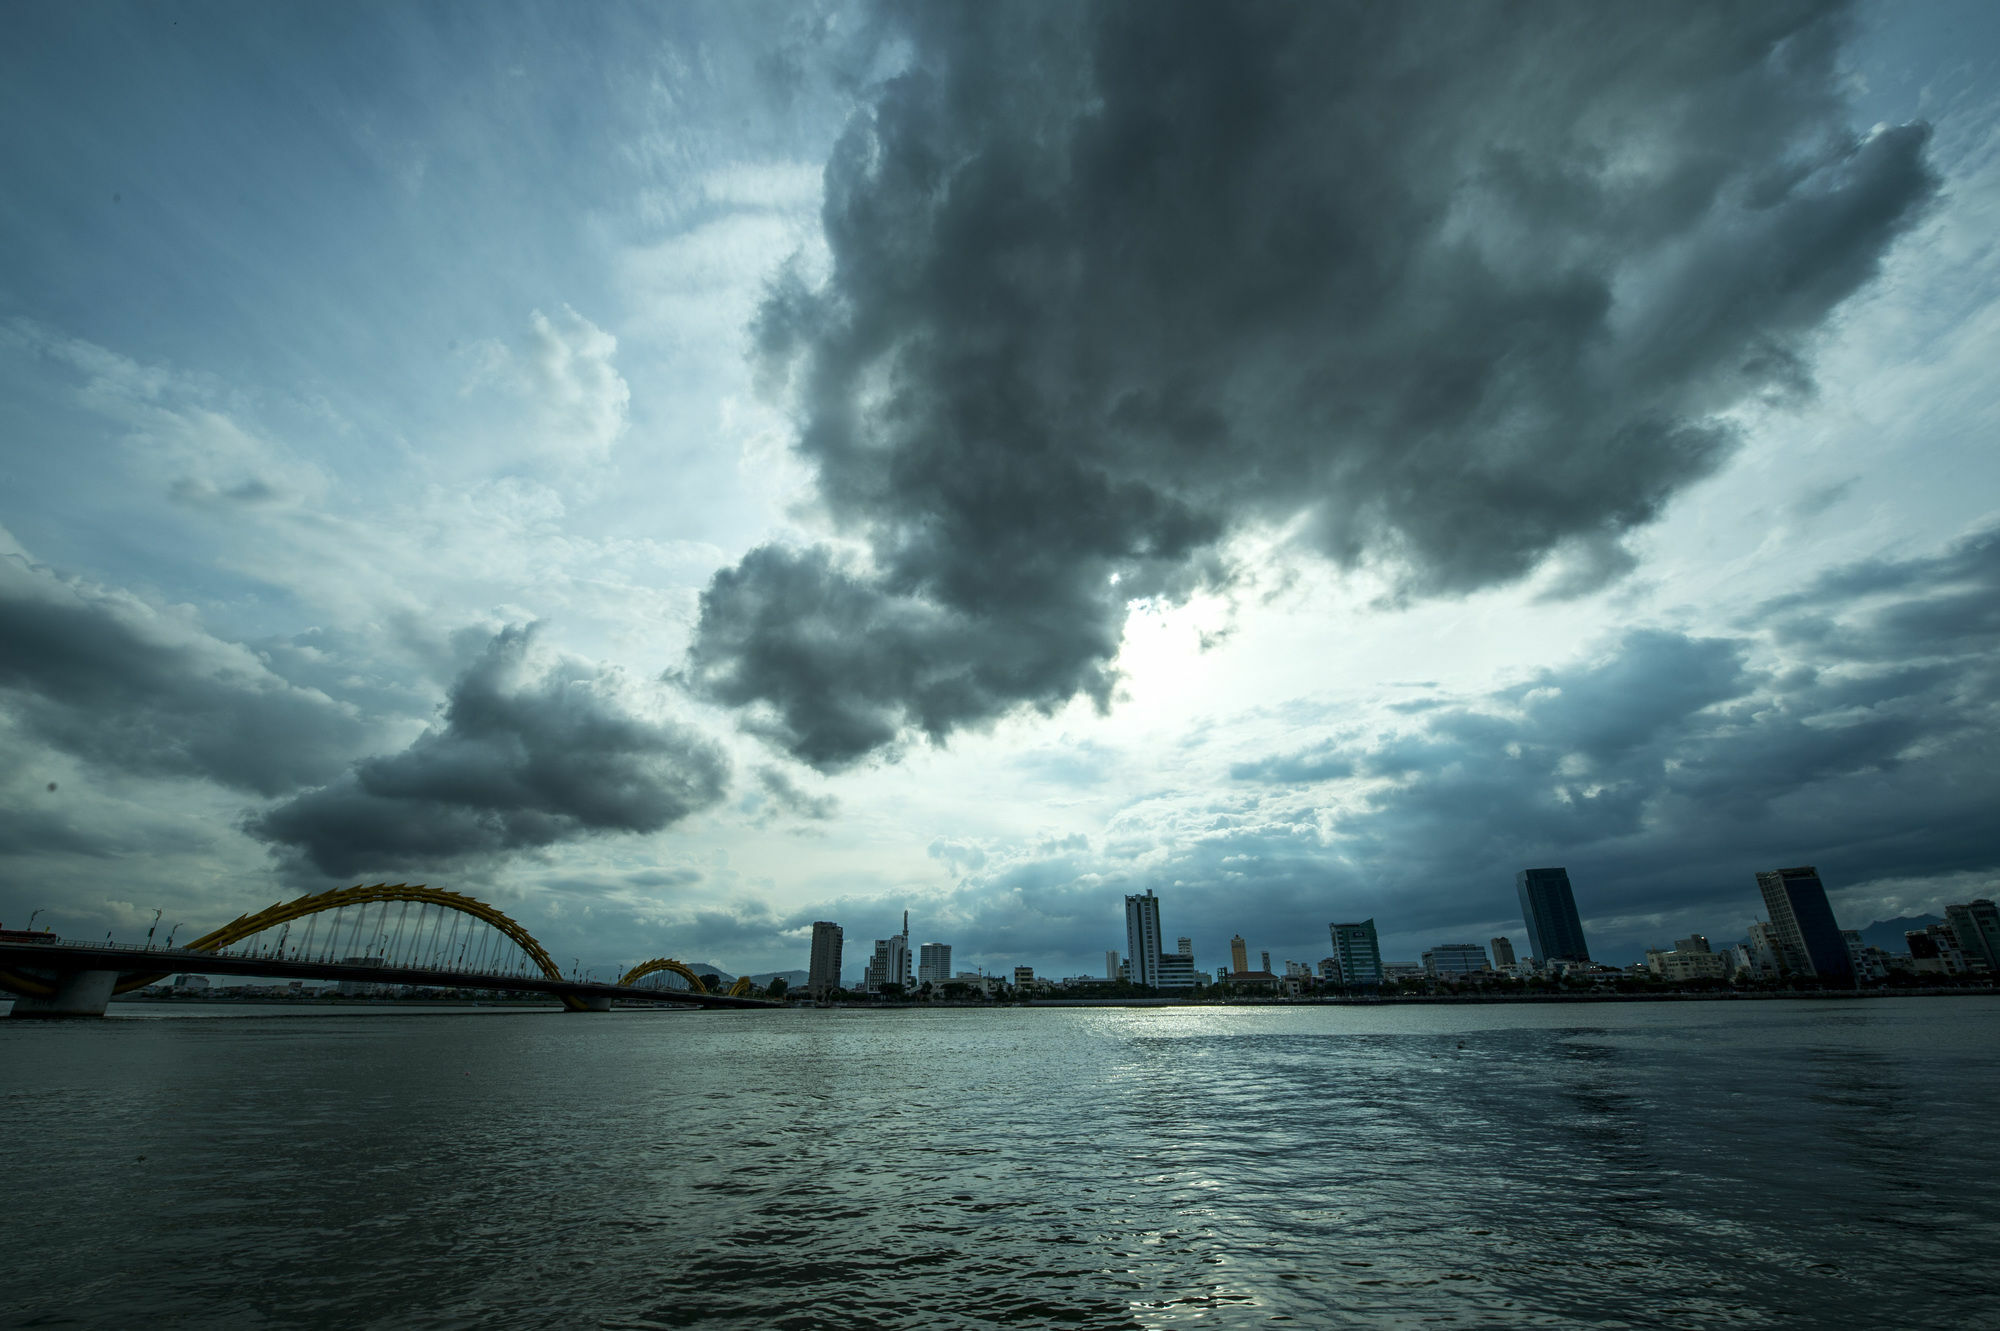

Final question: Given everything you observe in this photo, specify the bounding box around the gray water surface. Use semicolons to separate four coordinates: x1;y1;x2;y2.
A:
2;999;1995;1328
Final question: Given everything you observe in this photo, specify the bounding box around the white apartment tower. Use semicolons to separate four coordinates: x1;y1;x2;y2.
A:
864;911;914;993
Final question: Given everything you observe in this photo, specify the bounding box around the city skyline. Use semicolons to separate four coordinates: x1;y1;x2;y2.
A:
3;2;1999;982
805;861;1963;992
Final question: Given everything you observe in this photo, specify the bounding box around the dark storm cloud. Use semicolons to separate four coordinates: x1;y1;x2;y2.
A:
254;625;730;877
688;0;1937;769
0;551;365;795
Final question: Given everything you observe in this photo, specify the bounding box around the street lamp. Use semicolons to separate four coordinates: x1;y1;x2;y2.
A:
146;909;162;948
165;923;182;949
27;909;43;931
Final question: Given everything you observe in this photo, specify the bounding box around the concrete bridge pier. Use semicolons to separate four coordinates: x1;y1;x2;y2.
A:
575;994;616;1012
8;970;119;1018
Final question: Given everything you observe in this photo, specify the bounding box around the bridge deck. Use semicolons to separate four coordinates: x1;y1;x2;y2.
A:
0;941;773;1010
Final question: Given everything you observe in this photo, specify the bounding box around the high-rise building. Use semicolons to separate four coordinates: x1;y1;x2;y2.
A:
1105;949;1121;981
1260;950;1272;974
1517;868;1590;963
1756;867;1852;980
1423;943;1490;976
1125;890;1164;988
1328;920;1383;987
864;912;914;993
1013;965;1035;988
1746;921;1784;975
1490;936;1517;968
1176;937;1193;958
808;921;843;998
918;942;952;987
1229;935;1249;974
1943;900;2000;972
1157;953;1195;990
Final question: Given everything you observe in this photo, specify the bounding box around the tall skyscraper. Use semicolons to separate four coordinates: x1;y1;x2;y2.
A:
1176;937;1193;957
1517;867;1590;963
1490;936;1517;968
808;921;843;998
864;912;914;993
1328;920;1383;987
1125;890;1164;988
1755;867;1852;980
918;942;952;987
1943;900;2000;972
1105;949;1121;981
1260;950;1272;973
1229;935;1249;973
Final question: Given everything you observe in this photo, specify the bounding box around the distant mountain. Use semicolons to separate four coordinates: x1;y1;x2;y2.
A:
1857;915;1943;953
677;965;808;988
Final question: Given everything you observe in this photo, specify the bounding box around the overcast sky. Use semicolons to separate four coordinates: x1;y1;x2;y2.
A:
4;0;1997;980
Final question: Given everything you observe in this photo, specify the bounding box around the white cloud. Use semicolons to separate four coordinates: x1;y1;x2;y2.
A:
466;305;631;463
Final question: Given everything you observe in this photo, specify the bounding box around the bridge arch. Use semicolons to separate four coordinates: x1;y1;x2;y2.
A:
112;882;585;1009
618;957;710;993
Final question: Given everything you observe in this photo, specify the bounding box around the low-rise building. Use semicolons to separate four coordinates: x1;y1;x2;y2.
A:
1908;925;1971;976
1423;943;1490;977
1841;930;1891;982
1658;949;1728;983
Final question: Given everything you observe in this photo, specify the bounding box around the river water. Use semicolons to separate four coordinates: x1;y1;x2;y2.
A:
2;998;1995;1329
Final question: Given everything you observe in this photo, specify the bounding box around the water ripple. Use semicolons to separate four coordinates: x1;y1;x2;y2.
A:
2;999;1997;1327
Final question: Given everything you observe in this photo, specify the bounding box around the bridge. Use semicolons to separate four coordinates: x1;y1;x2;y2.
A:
0;883;777;1018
